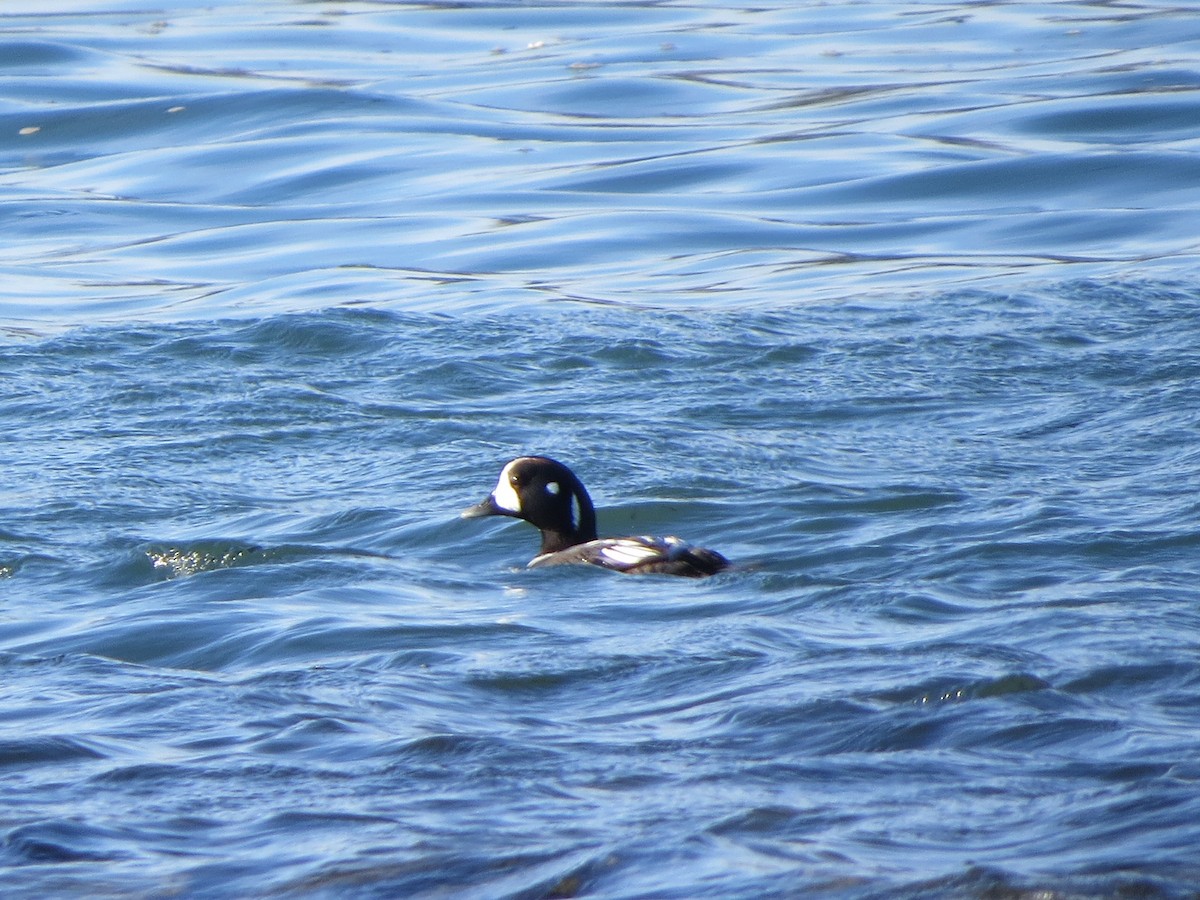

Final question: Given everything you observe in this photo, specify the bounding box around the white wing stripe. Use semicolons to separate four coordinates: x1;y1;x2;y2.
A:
598;539;664;567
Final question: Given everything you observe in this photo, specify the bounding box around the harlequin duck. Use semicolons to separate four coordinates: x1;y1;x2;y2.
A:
461;456;728;577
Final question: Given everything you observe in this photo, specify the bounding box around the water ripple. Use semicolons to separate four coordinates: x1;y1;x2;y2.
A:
3;2;1199;323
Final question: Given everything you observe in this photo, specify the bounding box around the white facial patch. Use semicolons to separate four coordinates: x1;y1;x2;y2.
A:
490;461;523;514
546;481;560;495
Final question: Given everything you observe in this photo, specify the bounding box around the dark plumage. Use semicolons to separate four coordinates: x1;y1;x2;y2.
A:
461;456;729;578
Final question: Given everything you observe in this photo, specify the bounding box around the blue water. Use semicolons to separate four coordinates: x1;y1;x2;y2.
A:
4;1;1200;897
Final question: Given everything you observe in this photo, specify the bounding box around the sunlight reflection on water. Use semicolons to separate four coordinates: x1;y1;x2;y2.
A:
1;0;1198;324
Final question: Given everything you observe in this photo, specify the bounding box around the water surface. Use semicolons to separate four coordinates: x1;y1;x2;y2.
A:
3;0;1199;323
3;2;1200;897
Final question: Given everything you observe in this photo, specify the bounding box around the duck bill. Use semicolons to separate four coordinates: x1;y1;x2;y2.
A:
461;493;506;519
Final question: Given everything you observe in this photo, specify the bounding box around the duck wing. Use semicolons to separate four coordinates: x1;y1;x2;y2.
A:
529;536;728;577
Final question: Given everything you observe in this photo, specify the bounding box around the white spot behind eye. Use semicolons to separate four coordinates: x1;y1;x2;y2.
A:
546;481;560;495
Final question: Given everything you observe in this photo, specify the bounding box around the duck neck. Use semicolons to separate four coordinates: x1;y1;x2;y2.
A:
540;528;583;555
539;479;597;554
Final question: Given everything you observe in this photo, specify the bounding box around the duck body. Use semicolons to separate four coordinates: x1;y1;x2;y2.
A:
461;456;728;578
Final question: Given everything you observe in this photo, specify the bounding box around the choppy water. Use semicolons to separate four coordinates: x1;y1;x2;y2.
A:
4;2;1200;897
